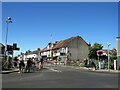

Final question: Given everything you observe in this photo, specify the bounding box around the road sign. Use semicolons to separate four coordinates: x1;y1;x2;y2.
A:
97;50;104;56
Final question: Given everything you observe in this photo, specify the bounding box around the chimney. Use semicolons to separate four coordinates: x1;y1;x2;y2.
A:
55;41;58;43
48;43;52;45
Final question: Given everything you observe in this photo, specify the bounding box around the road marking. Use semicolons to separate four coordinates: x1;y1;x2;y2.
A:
49;68;62;72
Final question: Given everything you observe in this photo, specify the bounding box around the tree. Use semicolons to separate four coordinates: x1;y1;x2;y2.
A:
106;48;117;69
88;43;103;60
110;48;117;60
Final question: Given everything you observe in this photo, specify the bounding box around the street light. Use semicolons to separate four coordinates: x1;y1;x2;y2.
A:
107;43;111;71
4;17;12;65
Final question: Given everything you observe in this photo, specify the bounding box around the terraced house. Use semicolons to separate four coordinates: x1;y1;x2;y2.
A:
41;36;89;64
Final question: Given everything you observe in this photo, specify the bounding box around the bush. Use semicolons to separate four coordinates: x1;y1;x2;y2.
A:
79;60;85;67
104;61;112;69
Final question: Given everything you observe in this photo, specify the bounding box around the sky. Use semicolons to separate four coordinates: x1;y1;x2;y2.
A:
2;2;118;56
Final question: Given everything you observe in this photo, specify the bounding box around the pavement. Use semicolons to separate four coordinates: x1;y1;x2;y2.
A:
1;68;19;74
1;65;120;74
57;65;120;73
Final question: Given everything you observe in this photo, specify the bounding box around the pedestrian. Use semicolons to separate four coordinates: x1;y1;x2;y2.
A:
41;57;44;67
18;59;25;73
39;57;43;70
26;58;33;72
91;61;96;70
13;57;18;68
32;58;35;66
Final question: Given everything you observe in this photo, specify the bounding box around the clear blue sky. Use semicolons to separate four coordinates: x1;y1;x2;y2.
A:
2;2;118;55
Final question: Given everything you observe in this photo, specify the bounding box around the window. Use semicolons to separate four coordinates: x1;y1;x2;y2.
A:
61;48;65;53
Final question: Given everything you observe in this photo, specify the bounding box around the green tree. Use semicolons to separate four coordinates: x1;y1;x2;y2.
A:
110;48;117;60
109;48;117;69
88;43;103;60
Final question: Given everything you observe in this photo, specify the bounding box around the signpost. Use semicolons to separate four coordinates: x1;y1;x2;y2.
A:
97;50;104;69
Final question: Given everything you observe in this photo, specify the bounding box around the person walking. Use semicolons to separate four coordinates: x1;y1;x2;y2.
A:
18;59;25;73
91;61;96;70
39;57;43;70
13;57;18;68
26;58;33;72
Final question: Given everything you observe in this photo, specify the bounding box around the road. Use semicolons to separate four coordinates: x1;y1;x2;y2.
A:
2;65;118;88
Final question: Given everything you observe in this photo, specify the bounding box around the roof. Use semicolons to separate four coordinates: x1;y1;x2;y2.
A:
41;46;50;52
32;50;39;54
41;43;51;52
41;36;89;51
53;36;89;49
41;42;58;52
99;48;117;55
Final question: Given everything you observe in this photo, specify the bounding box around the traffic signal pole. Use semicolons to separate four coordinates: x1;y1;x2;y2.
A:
2;22;9;68
5;22;8;61
12;50;14;68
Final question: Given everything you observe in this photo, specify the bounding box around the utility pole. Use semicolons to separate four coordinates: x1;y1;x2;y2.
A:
107;43;111;71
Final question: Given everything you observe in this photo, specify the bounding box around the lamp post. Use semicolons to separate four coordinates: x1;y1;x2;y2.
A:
50;34;53;61
4;17;12;64
107;43;111;71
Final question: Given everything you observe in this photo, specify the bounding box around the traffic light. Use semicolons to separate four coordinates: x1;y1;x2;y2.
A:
7;45;13;51
13;43;20;51
13;43;17;50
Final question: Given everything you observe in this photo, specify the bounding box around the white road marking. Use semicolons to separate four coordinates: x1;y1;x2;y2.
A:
48;68;62;72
